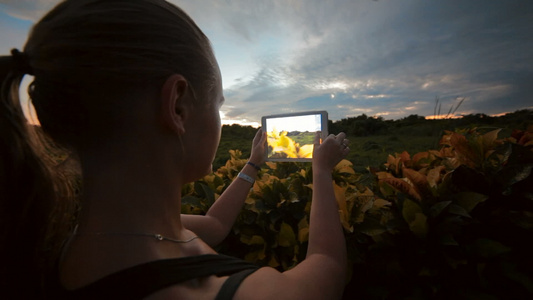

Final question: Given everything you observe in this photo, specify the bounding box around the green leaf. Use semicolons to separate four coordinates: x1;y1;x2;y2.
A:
482;129;501;152
469;238;511;258
240;235;265;245
498;164;533;187
181;195;203;207
439;234;459;246
429;201;451;218
509;211;533;230
194;181;215;205
402;198;420;223
402;199;428;238
448;203;471;218
455;192;487;212
410;213;428;238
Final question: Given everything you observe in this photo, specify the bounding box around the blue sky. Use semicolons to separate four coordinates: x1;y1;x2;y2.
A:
1;0;532;126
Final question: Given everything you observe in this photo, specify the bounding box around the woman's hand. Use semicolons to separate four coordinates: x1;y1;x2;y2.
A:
249;128;267;165
312;132;350;172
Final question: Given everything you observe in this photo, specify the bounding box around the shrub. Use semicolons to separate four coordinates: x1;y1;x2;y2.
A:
182;128;533;299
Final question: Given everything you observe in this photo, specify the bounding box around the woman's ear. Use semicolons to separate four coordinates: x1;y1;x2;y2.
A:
161;74;189;135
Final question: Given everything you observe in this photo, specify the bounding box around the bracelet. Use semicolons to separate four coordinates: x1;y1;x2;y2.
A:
237;172;255;184
247;161;261;171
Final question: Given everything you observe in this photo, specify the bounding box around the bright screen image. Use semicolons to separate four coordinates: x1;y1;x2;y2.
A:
265;114;322;159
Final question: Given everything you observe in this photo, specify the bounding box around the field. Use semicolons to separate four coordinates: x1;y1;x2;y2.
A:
346;135;437;172
214;110;532;171
216;133;436;172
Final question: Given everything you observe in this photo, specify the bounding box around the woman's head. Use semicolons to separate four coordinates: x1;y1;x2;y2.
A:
23;0;219;146
0;1;222;294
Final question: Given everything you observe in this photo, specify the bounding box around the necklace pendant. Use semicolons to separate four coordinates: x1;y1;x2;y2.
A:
155;234;164;240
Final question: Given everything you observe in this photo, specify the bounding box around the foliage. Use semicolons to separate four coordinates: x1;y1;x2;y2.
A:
186;127;533;299
214;124;257;169
353;128;533;299
265;129;314;159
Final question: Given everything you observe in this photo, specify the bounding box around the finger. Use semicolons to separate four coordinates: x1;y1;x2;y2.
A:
254;128;262;140
342;146;350;156
336;132;346;142
313;131;322;146
253;128;265;144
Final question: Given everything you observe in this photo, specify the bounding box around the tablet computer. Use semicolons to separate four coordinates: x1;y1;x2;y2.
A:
261;111;328;162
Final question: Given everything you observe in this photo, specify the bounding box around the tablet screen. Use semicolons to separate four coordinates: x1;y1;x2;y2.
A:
261;111;328;162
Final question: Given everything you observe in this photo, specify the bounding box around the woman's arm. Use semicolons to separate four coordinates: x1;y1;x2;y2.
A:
234;132;350;300
181;129;266;246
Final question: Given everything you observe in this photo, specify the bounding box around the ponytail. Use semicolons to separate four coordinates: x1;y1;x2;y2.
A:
0;51;77;298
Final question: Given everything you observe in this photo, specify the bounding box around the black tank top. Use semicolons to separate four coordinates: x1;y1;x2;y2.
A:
55;254;260;299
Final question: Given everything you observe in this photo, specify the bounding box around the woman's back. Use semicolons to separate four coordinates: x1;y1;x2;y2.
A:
0;1;350;299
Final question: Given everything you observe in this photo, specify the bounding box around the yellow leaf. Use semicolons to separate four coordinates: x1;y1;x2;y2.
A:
240;234;265;245
333;182;353;231
386;154;401;174
359;186;375;197
245;249;266;261
334;159;354;172
373;198;391;209
412;152;429;166
268;131;299;158
427;166;446;188
353;189;374;223
402;199;428;238
381;177;422;201
376;171;394;180
333;182;348;215
268;256;280;268
244;196;255;205
402;168;431;198
339;210;354;232
450;132;480;168
278;222;297;247
298;227;309;243
298;144;314;158
482;129;501;152
266;161;277;169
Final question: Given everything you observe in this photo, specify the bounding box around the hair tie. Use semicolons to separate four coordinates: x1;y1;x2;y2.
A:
10;49;34;75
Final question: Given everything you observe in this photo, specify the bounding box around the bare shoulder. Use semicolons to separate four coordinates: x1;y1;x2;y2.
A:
232;267;287;300
234;264;343;300
146;275;228;300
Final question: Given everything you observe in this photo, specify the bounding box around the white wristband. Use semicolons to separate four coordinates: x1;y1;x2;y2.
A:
237;172;255;184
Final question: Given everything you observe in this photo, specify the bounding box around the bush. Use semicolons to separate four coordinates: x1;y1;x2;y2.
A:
182;129;533;299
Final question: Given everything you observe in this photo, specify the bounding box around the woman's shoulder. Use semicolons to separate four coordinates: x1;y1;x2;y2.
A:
59;254;258;299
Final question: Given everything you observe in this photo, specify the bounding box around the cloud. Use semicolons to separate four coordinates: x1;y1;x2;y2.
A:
1;0;531;124
204;0;532;122
0;0;58;21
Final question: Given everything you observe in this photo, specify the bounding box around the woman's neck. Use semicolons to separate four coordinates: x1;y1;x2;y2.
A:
76;140;187;239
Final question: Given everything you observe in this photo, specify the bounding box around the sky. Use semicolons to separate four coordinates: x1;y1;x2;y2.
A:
265;113;323;133
0;0;532;127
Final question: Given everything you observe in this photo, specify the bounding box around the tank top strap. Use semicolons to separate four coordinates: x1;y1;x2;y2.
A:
56;254;259;299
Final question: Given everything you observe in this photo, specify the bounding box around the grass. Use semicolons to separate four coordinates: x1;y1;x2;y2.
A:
214;133;439;172
346;135;437;173
214;109;532;172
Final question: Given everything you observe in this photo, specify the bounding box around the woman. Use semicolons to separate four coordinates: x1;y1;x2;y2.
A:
0;0;350;299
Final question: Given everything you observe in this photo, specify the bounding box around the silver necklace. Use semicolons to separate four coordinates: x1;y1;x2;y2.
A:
77;231;200;243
